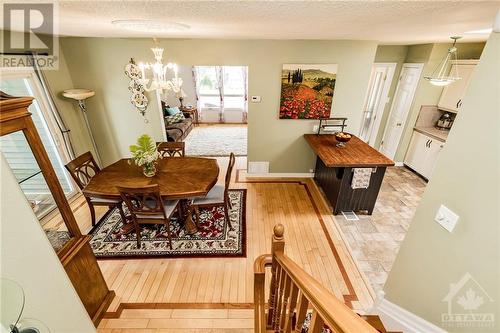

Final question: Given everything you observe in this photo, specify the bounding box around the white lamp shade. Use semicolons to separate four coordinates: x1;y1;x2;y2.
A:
62;89;95;101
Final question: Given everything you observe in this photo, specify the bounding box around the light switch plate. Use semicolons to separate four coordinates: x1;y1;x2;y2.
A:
251;96;261;103
435;204;459;232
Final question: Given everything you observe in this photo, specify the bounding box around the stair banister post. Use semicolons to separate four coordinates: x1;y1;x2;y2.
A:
272;223;285;254
267;224;285;329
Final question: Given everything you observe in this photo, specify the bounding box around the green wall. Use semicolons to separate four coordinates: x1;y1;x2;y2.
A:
59;38;378;170
43;46;96;157
384;34;499;331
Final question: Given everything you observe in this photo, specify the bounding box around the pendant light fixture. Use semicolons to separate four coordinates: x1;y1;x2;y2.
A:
424;36;462;87
137;39;183;93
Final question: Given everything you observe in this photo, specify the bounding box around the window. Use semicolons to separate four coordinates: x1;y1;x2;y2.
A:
0;68;76;221
194;66;248;123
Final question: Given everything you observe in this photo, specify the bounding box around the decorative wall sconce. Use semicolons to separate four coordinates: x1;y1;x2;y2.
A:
125;58;149;121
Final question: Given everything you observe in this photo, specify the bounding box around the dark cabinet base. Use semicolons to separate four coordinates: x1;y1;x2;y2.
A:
314;157;386;215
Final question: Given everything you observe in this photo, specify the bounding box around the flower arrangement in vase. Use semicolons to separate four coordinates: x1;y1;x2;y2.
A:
129;134;161;177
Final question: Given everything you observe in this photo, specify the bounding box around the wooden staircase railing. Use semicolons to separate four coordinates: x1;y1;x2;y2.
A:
254;224;379;333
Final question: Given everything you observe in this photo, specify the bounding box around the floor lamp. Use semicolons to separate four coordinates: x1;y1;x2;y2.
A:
62;89;102;166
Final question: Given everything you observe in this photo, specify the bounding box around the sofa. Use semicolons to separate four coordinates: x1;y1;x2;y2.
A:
162;101;193;142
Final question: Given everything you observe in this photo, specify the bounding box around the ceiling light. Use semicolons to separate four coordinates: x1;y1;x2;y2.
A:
112;20;190;33
465;28;492;34
137;42;183;93
424;36;462;87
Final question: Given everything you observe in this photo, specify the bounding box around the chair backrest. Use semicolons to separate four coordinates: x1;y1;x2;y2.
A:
157;141;185;157
224;153;236;200
117;184;167;220
65;151;100;189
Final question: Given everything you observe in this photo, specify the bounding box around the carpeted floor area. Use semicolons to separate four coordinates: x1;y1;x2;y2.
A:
184;125;247;156
89;189;246;259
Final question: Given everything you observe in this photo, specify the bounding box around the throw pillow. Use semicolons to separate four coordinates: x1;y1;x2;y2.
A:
166;106;181;116
165;112;185;125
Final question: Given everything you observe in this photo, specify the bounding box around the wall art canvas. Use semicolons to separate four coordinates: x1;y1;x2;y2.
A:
279;64;337;119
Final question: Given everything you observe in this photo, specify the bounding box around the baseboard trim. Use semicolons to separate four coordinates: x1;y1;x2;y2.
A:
394;162;404;167
245;172;315;178
371;292;446;333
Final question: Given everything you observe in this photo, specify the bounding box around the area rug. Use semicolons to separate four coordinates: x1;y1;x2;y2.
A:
184;125;247;156
89;189;246;259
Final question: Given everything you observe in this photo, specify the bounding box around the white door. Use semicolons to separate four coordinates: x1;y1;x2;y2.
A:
380;63;424;159
359;63;396;145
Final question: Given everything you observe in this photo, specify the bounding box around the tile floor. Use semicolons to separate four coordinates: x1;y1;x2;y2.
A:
335;166;426;293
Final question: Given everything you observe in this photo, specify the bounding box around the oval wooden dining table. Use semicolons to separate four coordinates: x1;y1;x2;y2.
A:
83;157;219;235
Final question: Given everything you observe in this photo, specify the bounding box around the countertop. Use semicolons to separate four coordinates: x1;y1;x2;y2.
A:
414;126;449;142
304;134;394;168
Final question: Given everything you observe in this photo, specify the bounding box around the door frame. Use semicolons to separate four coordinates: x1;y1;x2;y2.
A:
379;63;424;159
360;62;397;146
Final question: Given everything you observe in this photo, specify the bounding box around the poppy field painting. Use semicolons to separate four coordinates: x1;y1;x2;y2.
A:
279;64;337;119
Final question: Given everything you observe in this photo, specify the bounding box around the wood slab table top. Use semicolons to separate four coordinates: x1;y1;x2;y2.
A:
304;134;394;168
83;157;219;200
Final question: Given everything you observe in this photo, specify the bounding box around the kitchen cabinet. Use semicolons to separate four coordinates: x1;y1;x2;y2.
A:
404;130;445;179
438;62;477;112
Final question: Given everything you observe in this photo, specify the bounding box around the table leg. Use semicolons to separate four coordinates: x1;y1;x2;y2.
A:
181;199;198;235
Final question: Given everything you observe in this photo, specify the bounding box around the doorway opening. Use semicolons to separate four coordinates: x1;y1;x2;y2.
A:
159;65;248;157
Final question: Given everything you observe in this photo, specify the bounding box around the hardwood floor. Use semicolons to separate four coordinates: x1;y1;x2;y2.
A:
44;157;376;331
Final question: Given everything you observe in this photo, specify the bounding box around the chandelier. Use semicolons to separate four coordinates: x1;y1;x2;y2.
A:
138;46;183;92
424;36;462;87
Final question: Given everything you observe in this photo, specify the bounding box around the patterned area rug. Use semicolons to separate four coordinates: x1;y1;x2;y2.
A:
184;125;247;156
89;189;246;259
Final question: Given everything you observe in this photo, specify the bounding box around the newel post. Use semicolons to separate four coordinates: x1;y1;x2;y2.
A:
272;223;285;255
267;224;285;329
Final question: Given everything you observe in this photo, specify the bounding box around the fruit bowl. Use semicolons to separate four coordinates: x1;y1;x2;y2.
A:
334;132;352;147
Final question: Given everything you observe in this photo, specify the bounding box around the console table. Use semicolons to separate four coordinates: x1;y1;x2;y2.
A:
304;134;394;215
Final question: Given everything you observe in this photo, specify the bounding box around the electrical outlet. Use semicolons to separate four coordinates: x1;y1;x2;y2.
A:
312;125;319;133
309;168;314;173
435;204;459;232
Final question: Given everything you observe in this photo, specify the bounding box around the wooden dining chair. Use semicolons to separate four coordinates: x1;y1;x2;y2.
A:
157;141;185;157
192;153;236;230
65;151;126;226
117;184;180;249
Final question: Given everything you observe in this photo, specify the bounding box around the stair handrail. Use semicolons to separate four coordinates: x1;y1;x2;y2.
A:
254;224;378;333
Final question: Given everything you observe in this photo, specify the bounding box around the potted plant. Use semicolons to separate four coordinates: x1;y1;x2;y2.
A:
129;134;161;177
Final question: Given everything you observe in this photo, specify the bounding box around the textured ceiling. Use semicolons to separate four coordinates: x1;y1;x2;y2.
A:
10;1;500;43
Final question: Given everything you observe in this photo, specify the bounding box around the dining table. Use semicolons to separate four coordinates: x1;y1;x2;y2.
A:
83;156;220;235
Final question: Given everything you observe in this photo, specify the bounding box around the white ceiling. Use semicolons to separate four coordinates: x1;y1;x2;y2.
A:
15;1;500;43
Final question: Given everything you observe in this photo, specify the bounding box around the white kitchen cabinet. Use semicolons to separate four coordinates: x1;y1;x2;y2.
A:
404;131;428;172
438;62;477;112
404;131;445;179
424;139;445;178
